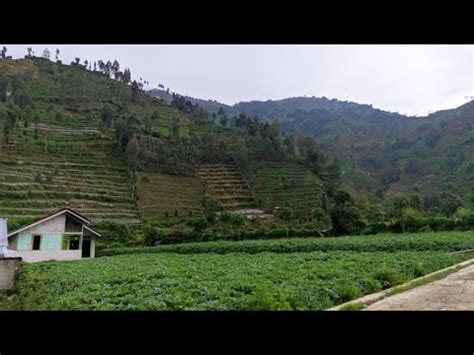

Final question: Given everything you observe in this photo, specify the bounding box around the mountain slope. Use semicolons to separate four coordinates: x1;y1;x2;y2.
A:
150;88;474;203
0;58;336;226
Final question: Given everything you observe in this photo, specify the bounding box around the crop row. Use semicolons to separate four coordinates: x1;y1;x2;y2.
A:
97;231;474;257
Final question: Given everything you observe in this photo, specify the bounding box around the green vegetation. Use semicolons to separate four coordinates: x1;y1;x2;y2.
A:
248;162;326;218
1;52;474;247
136;172;205;222
10;250;465;310
339;302;365;311
1;55;343;231
97;231;474;257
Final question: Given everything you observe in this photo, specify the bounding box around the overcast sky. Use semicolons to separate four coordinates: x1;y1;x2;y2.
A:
4;45;473;116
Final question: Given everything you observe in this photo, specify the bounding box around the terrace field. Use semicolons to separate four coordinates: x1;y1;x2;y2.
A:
248;162;326;216
0;125;139;224
136;172;205;222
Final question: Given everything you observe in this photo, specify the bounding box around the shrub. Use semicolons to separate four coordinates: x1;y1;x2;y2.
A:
279;207;294;221
230;213;245;226
143;225;166;246
219;211;232;224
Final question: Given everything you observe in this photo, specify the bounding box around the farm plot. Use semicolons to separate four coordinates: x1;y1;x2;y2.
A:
0;126;138;224
198;164;255;210
248;162;325;216
97;230;474;257
9;250;466;310
136;172;205;222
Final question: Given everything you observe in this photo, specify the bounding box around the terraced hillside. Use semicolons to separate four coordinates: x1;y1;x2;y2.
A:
0;122;139;224
1;57;339;227
136;172;205;222
248;162;326;217
198;164;255;211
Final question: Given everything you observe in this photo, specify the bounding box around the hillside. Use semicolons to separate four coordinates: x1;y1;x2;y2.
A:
151;89;474;205
0;58;335;227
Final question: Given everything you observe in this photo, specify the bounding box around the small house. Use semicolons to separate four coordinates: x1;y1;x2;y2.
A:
7;207;101;263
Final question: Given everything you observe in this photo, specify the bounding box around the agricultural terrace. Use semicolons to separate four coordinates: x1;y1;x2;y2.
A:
248;162;326;216
0;126;139;225
136;172;205;222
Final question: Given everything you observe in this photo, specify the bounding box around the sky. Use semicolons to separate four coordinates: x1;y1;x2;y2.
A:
3;45;473;116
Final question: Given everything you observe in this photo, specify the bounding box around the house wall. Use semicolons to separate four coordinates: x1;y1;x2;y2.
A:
27;214;66;234
15;232;63;251
17;232;32;251
91;239;96;258
18;250;82;263
8;213;97;262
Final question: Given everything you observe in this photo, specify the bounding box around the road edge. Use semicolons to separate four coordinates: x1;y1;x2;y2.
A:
327;256;474;311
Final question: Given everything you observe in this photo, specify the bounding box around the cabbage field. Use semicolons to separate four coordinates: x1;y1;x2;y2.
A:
5;232;474;310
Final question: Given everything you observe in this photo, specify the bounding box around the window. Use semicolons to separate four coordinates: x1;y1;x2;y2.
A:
69;239;80;250
32;235;42;250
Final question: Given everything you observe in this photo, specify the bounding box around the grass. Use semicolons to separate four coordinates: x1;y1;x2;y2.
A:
6;250;466;310
339;302;365;311
385;264;465;297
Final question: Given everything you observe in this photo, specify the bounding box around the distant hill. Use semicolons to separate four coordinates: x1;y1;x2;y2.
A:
0;59;335;226
150;89;474;202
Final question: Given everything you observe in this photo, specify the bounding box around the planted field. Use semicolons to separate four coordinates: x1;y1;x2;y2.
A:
248;162;325;216
9;250;466;310
136;172;205;222
198;164;255;210
98;230;474;257
0;125;139;224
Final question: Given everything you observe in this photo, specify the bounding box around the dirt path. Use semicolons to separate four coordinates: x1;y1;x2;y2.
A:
366;264;474;310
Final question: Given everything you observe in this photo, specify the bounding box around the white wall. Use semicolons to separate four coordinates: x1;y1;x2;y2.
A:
26;215;66;234
18;250;82;263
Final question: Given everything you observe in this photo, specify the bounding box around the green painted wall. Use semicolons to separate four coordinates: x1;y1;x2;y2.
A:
42;234;63;251
17;232;31;251
16;232;63;251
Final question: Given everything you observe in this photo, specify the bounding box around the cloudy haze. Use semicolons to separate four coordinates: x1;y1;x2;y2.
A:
4;45;473;116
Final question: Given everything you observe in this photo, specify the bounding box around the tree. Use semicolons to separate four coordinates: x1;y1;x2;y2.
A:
331;188;366;235
279;206;294;221
310;208;333;233
389;196;411;232
26;47;33;57
1;46;7;59
126;135;140;167
100;105;114;128
331;204;366;236
131;80;140;102
42;48;51;60
111;60;120;77
440;193;464;217
0;106;6;151
171;117;180;141
122;68;131;85
55;48;60;62
0;75;7;102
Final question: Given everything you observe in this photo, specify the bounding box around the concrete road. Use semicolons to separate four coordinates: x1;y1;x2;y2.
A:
366;264;474;310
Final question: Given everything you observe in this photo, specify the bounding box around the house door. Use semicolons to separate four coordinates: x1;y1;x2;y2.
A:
82;240;91;258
